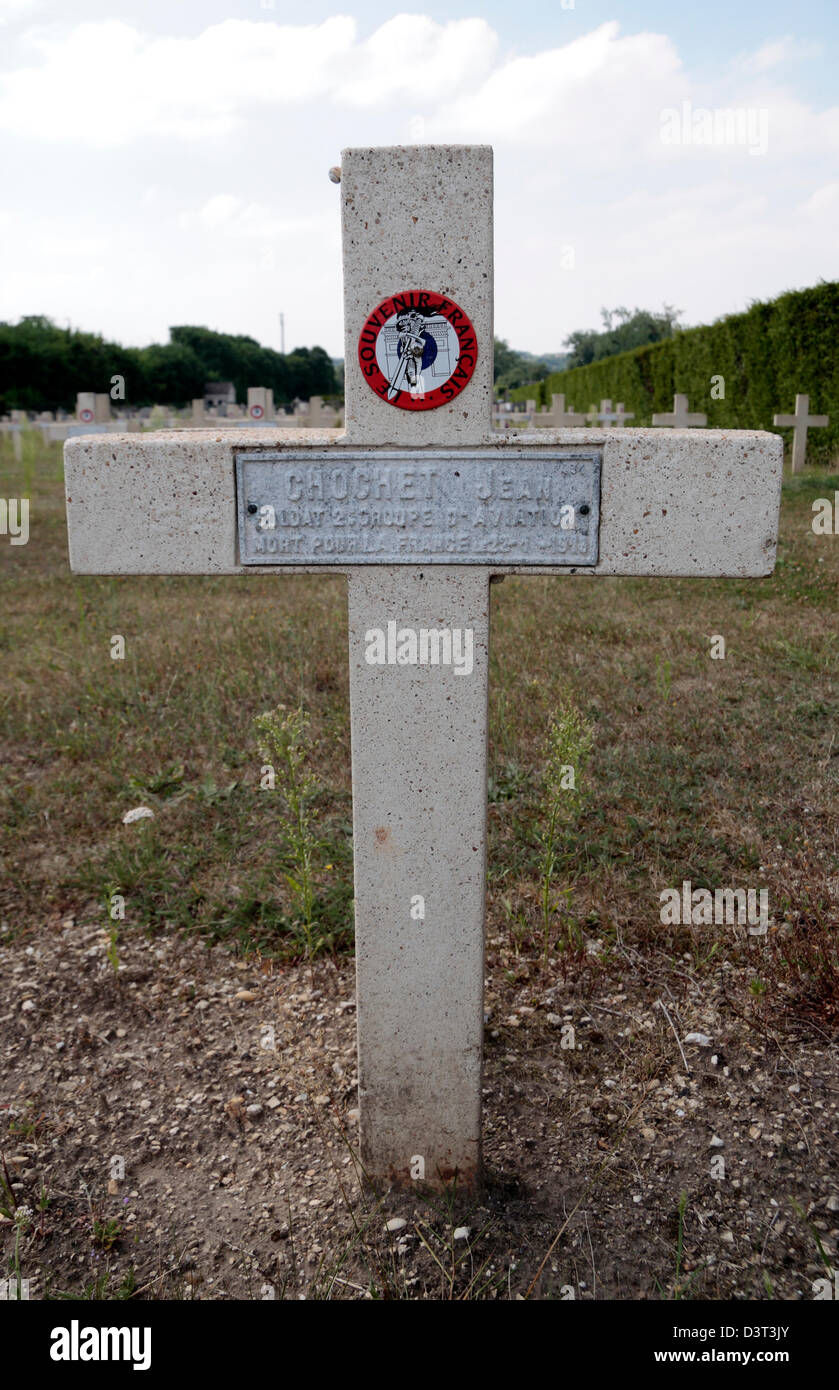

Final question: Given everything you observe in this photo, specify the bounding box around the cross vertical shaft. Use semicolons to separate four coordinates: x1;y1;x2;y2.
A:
348;568;489;1185
340;146;494;1186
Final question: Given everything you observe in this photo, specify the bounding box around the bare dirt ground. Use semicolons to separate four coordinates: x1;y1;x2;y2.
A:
2;908;836;1301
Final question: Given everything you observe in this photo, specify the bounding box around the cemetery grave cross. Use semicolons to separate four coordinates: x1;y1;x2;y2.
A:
64;145;783;1191
652;393;707;428
593;399;636;428
772;393;828;475
537;394;588;428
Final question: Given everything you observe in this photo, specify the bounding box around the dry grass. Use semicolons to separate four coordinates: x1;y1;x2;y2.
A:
1;430;838;1026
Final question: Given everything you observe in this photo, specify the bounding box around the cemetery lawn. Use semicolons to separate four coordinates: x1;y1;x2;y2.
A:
1;433;837;1300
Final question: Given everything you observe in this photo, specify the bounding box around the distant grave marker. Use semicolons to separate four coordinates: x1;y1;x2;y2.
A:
652;393;707;428
248;387;274;422
773;393;829;474
607;402;635;427
533;394;588;429
591;399;636;428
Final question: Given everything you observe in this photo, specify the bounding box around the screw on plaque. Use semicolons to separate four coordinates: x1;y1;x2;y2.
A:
247;503;258;514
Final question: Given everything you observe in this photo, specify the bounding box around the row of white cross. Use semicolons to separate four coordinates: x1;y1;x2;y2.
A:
9;392;827;476
529;392;829;471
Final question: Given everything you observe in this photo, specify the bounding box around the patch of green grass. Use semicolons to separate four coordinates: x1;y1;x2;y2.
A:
92;1217;122;1252
488;759;532;804
50;1266;138;1301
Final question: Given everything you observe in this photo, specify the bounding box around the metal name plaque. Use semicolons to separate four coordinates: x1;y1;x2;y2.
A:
235;448;601;566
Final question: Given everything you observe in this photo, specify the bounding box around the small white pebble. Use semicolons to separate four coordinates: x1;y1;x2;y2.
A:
122;806;154;824
386;1218;407;1233
710;1135;725;1148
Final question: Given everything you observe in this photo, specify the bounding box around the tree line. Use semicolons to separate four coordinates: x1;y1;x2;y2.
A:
492;308;678;392
0;317;338;414
563;305;682;368
493;338;568;391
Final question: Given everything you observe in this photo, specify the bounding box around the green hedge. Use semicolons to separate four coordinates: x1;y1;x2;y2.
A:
510;281;839;468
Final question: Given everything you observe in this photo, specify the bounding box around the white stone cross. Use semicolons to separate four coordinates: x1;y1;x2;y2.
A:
64;145;782;1191
652;393;707;428
772;393;829;475
533;393;588;428
595;399;636;428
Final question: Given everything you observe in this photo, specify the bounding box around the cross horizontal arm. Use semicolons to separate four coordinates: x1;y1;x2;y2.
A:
65;427;782;580
773;413;828;427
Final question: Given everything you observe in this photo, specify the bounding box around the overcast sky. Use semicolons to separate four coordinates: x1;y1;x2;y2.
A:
1;0;837;357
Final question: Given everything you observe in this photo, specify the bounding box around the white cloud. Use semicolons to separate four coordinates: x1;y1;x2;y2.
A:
198;194;247;230
0;15;496;146
428;22;683;151
802;182;839;215
194;193;323;242
332;14;497;106
0;0;40;25
742;36;823;74
37;234;110;257
0;17;358;145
